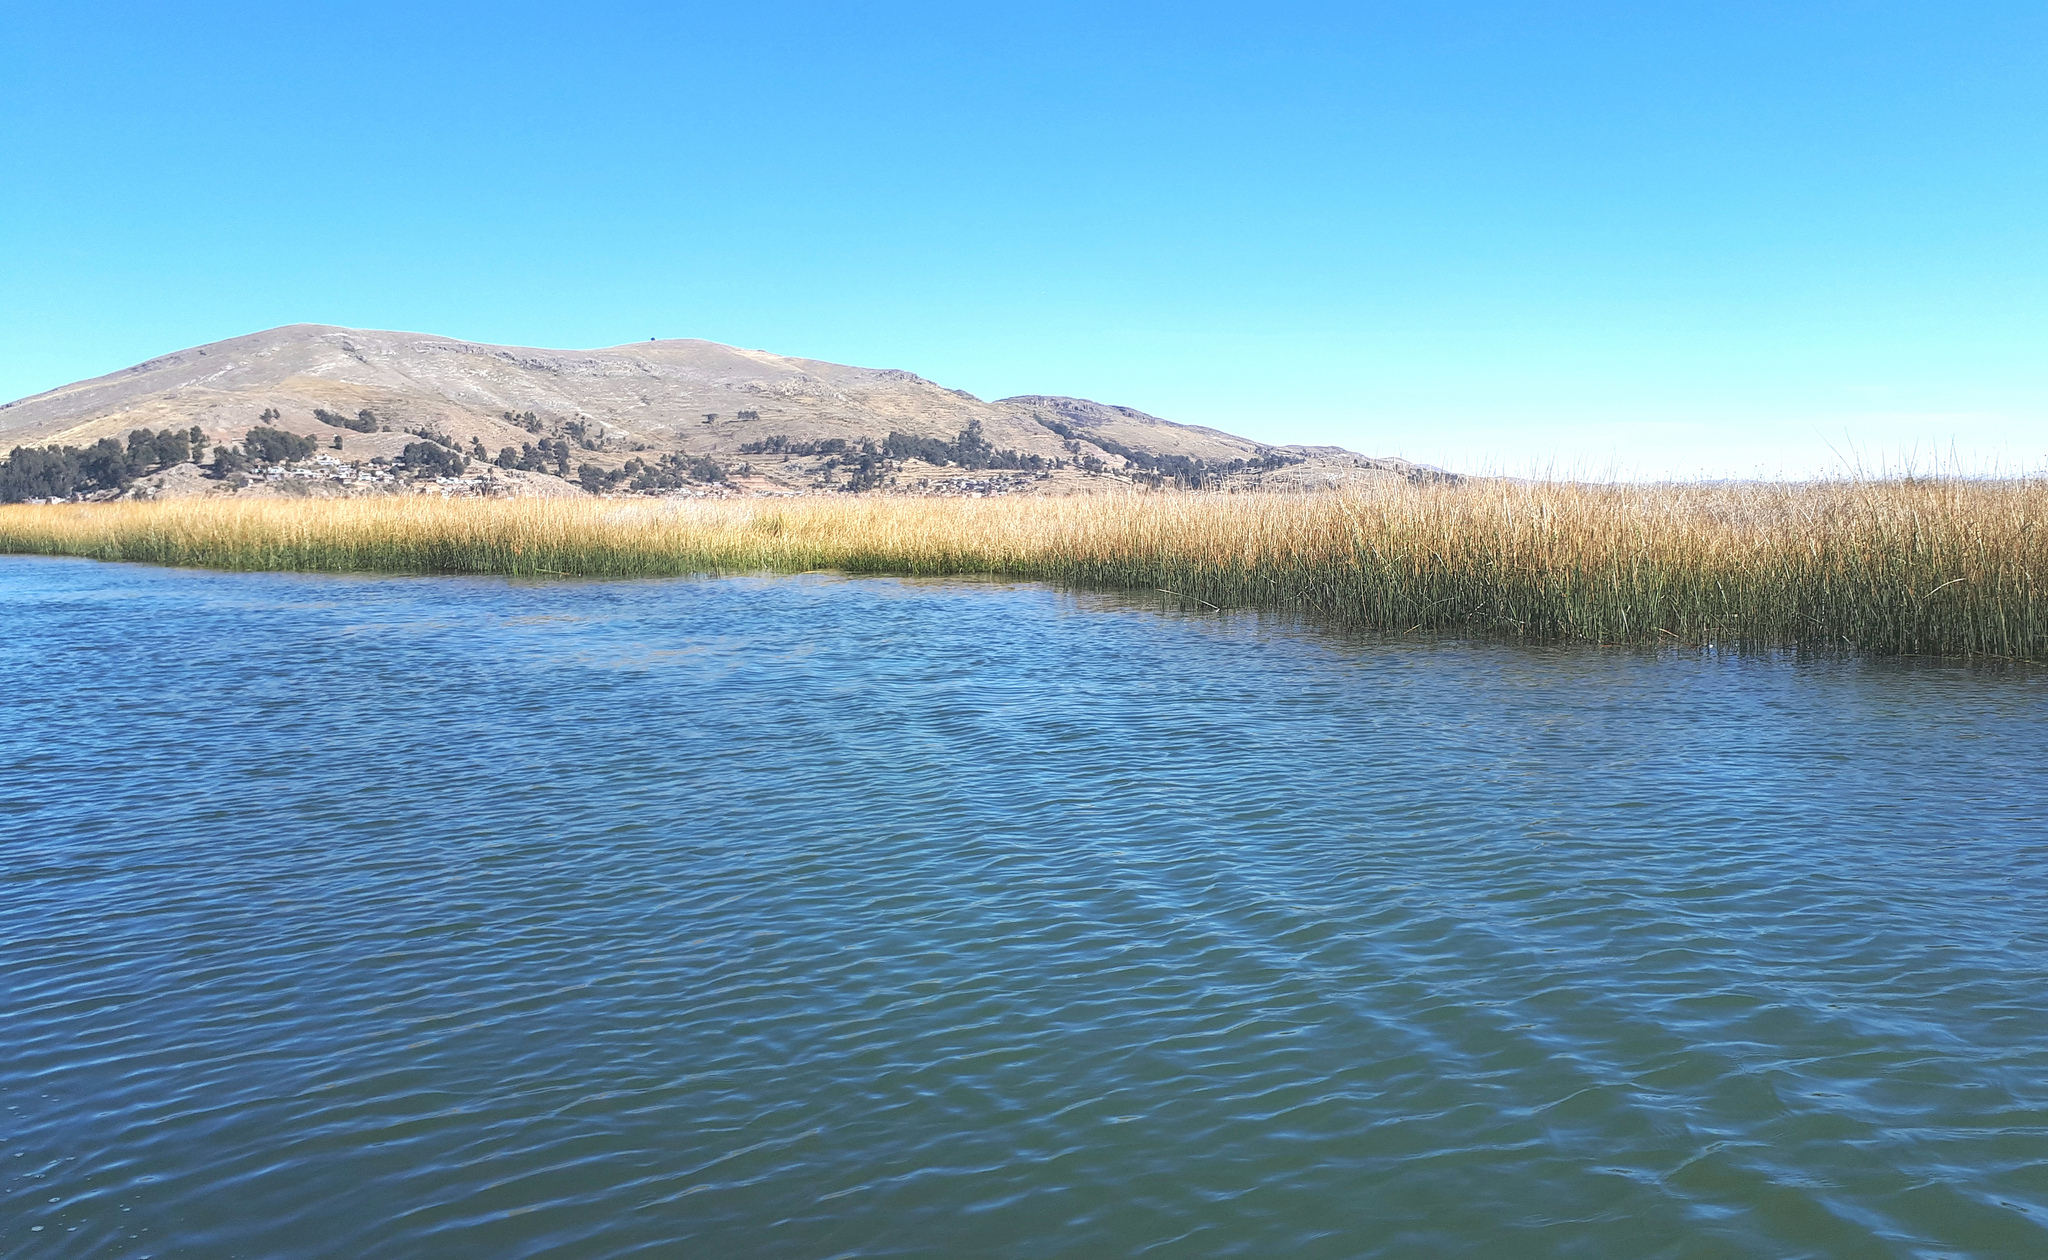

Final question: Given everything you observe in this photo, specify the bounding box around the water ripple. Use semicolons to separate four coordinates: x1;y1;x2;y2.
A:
2;557;2045;1258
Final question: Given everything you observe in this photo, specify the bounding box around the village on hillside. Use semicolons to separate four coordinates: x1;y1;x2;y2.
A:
0;327;1448;507
0;404;1420;506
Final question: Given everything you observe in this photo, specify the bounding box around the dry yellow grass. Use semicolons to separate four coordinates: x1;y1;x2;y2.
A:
2;479;2041;657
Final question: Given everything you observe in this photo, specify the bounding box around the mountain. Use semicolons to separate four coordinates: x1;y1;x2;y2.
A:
0;325;1427;493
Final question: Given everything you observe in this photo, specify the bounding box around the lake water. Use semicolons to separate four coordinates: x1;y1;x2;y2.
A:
3;556;2045;1259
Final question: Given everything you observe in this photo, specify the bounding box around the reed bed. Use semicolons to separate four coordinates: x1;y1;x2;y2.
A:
2;479;2042;657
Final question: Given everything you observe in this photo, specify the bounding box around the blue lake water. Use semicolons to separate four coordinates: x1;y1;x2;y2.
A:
3;555;2046;1258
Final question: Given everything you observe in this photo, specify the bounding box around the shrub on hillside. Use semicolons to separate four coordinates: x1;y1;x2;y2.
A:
314;408;380;433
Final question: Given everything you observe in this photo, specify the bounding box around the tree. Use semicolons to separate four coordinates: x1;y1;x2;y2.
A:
0;445;84;501
878;425;1045;473
398;441;466;477
314;408;378;433
0;426;240;499
243;426;316;463
954;419;994;470
840;447;884;491
78;437;134;490
126;427;195;471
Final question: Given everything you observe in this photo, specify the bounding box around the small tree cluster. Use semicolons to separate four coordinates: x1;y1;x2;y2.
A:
495;439;574;477
578;453;727;493
211;426;317;476
242;426;318;464
882;421;1047;472
738;435;853;456
838;446;886;491
0;426;211;502
403;426;459;449
629;452;727;487
398;441;468;477
314;408;381;433
1033;416;1300;487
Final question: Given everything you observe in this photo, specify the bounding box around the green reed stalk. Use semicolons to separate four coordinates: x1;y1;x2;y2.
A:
1;480;2041;658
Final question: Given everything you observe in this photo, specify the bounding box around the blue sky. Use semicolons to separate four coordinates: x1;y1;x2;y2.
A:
4;1;2042;477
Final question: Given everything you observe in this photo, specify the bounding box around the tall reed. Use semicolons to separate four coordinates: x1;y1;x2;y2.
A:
1;479;2040;657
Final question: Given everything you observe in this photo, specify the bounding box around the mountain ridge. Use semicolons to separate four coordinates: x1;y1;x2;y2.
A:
1;325;1433;493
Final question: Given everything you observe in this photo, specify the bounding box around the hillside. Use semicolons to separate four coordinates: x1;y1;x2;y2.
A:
0;325;1431;495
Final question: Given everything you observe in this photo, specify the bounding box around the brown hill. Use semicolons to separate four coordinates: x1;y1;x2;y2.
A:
0;325;1433;491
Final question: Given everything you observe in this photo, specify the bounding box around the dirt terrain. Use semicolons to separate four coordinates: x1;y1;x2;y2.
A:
0;325;1440;495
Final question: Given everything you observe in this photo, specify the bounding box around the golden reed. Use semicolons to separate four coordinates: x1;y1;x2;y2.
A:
2;479;2041;657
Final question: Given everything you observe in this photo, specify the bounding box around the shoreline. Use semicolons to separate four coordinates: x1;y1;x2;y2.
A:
2;481;2042;660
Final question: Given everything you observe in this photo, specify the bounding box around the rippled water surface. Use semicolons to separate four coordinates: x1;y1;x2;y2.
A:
4;557;2046;1258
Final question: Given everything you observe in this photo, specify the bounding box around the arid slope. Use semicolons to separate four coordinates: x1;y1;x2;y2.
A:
0;325;1427;489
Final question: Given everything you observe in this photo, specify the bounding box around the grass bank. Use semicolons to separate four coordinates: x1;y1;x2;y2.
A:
2;480;2041;657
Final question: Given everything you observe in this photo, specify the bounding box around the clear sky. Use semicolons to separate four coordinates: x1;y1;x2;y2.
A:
4;1;2043;477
